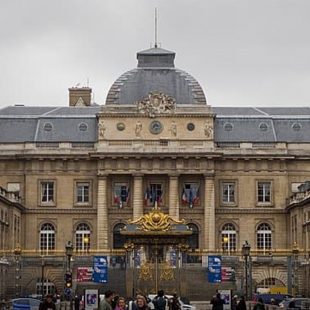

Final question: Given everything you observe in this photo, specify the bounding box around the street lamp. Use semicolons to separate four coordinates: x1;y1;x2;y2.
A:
292;242;299;296
242;241;251;300
14;245;22;297
124;242;135;297
65;241;74;272
41;256;45;299
65;241;74;302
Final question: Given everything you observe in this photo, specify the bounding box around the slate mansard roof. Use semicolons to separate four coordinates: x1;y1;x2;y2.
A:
105;47;207;105
1;105;310;144
0;106;101;143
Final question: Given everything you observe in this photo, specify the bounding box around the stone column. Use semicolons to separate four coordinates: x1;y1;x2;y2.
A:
169;174;179;219
97;175;108;250
204;175;215;250
133;174;143;220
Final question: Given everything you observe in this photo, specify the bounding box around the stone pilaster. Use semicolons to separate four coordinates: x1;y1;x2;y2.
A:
204;175;215;250
169;174;179;219
133;174;143;220
97;176;108;249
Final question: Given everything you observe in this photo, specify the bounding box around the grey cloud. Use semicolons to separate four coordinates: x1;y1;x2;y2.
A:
0;0;309;107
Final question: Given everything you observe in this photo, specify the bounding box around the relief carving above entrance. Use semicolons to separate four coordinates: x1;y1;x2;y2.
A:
136;91;176;118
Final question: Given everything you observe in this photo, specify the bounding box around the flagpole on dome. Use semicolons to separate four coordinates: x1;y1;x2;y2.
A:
154;7;158;48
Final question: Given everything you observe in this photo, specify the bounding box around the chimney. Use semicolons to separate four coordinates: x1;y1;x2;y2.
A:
68;87;92;106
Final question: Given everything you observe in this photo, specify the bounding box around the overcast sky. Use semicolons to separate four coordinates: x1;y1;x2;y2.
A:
0;0;309;108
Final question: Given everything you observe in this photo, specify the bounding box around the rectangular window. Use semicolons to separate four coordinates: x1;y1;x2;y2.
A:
41;182;54;203
257;232;272;250
222;234;236;252
257;182;271;203
77;183;90;203
148;183;162;205
113;183;129;207
221;182;235;204
182;183;200;207
40;233;55;251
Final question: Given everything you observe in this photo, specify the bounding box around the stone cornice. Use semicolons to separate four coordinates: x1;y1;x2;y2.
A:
25;208;97;214
98;113;214;118
91;151;222;158
216;208;287;214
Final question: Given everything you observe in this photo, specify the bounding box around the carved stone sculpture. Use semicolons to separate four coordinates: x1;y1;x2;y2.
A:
137;91;176;118
98;120;106;139
204;123;213;140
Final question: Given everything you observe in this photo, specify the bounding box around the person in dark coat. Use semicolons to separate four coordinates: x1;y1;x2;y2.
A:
231;296;238;310
253;298;265;310
152;290;167;310
169;294;181;310
210;293;224;310
39;294;56;310
236;296;246;310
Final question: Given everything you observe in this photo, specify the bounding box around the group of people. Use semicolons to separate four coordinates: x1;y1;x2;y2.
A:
211;292;247;310
99;290;180;310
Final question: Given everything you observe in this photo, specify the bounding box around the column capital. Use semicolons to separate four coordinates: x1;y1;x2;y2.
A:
203;172;215;179
132;173;144;178
168;173;180;178
97;172;108;179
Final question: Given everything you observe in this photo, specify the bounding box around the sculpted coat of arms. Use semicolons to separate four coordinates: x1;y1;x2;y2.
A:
137;91;176;117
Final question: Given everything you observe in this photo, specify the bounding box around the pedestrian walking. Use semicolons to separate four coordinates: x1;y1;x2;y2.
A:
136;295;150;310
99;290;114;310
236;296;246;310
253;298;265;310
152;290;167;310
210;293;224;310
115;297;127;310
169;294;181;310
39;294;56;310
231;296;238;310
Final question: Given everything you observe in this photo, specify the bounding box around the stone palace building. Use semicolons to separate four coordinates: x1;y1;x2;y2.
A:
0;45;310;299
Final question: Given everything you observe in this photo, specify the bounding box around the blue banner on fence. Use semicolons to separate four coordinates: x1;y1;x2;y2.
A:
207;255;222;283
92;256;108;283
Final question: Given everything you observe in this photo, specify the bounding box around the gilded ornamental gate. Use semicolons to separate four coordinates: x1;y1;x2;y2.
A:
121;204;192;296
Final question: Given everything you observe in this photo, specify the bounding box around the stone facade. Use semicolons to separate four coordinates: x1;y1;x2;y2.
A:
0;46;310;299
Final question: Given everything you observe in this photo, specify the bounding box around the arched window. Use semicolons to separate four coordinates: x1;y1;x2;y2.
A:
257;223;272;250
221;223;237;252
188;223;199;249
75;223;91;252
257;277;285;288
113;223;126;249
40;223;55;252
186;223;200;263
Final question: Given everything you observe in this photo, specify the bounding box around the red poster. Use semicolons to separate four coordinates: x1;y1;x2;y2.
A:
77;267;93;282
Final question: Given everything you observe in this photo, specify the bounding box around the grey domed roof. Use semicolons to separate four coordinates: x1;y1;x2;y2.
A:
105;47;207;105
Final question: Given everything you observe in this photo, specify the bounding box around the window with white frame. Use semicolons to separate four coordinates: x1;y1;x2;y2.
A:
75;223;91;252
36;278;55;296
257;182;271;203
40;223;55;252
41;182;55;203
221;223;237;252
257;223;272;250
76;182;90;203
221;182;235;204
